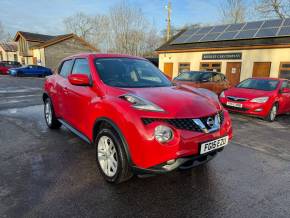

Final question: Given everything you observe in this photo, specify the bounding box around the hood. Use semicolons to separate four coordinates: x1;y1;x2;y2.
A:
117;85;221;118
225;87;275;99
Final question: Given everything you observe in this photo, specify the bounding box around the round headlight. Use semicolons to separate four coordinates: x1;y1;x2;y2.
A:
154;125;173;143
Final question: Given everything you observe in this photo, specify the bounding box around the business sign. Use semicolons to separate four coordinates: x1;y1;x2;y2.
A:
202;53;242;60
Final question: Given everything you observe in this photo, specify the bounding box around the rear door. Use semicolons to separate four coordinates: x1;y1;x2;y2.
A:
54;59;74;120
279;81;290;113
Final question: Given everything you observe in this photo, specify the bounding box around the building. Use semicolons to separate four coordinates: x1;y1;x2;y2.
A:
14;31;98;69
0;42;18;62
156;19;290;85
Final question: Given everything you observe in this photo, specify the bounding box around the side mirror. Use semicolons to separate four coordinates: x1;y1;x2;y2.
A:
68;74;91;86
281;87;290;93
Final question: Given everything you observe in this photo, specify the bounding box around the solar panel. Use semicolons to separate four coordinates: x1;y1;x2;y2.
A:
262;19;283;28
278;26;290;36
235;30;257;39
217;31;238;40
200;33;220;42
183;28;200;35
283;18;290;26
195;27;213;34
210;25;229;33
256;28;279;37
243;21;263;30
186;34;206;43
169;19;290;45
227;23;245;31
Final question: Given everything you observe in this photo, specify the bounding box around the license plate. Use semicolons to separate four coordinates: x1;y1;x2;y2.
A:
226;101;243;108
200;136;229;155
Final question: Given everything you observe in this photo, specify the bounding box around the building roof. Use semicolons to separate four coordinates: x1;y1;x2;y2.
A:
30;33;98;51
14;31;55;42
157;18;290;52
0;42;17;52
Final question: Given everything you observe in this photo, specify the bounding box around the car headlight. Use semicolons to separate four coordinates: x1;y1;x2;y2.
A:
120;94;164;112
220;91;225;98
154;125;173;143
250;97;269;103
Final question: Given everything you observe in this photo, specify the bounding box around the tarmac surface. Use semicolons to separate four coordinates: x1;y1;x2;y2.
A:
0;75;289;217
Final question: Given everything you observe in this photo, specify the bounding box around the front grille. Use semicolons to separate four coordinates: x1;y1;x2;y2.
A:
223;104;249;111
142;111;224;133
227;96;248;102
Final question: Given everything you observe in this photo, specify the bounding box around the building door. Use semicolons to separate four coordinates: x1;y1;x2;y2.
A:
163;63;173;79
226;62;241;86
252;62;271;78
33;57;37;65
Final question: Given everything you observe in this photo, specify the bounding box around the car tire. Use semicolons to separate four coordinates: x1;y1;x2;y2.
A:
95;128;132;183
265;103;278;122
44;98;62;129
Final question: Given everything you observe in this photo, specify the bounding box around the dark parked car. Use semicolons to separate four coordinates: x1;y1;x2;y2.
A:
9;65;52;77
173;71;230;95
0;61;21;75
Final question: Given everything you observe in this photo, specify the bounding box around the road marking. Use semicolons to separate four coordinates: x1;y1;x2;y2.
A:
3;94;42;99
0;99;32;104
0;88;42;94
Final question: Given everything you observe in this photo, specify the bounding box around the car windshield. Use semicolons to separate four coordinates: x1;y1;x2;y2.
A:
237;79;279;91
175;71;212;82
94;58;172;88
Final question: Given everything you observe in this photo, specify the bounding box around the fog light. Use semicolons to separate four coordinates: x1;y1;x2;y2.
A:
154;125;173;143
254;108;263;112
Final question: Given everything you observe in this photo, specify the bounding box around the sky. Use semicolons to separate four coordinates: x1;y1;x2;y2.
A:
0;0;251;37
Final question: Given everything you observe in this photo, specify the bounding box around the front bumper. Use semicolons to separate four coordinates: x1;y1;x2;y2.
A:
121;109;232;170
132;149;222;174
220;98;271;117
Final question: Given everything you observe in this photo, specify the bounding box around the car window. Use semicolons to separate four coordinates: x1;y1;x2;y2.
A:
59;60;73;78
212;73;222;82
72;59;90;76
94;58;171;88
281;81;290;89
237;79;279;91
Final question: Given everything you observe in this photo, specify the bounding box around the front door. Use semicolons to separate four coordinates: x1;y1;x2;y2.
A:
163;63;173;79
279;81;290;113
252;62;271;78
65;58;96;135
226;62;241;86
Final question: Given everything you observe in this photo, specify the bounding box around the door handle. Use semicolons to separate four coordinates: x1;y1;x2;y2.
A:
64;87;68;95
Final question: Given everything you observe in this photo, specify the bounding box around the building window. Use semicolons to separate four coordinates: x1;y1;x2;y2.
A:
200;62;221;72
178;63;190;74
14;54;18;62
0;51;2;61
279;62;290;80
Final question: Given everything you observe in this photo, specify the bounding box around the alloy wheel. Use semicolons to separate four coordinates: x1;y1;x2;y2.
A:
97;136;118;177
45;101;52;125
270;105;277;121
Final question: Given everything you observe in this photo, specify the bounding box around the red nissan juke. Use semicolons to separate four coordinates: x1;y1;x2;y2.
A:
43;53;232;183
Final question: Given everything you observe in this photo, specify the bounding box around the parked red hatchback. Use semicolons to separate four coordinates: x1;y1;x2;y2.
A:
0;61;21;75
43;53;232;183
220;77;290;121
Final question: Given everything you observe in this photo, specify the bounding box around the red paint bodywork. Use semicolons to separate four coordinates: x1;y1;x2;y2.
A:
0;65;10;75
220;77;290;118
44;53;232;169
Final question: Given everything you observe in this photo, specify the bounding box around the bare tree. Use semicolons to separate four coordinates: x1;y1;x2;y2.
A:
63;12;95;41
108;1;161;56
220;0;247;24
255;0;290;19
0;21;10;41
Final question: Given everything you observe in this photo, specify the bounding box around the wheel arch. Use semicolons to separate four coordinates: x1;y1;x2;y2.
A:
42;92;49;102
93;117;132;164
